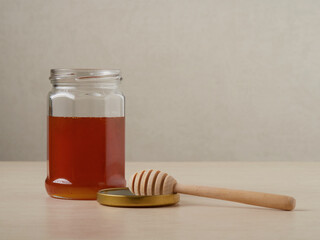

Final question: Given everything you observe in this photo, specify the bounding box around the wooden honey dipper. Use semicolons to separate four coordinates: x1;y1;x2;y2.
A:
128;169;296;211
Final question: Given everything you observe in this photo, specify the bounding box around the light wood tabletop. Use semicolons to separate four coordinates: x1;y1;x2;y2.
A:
0;161;319;240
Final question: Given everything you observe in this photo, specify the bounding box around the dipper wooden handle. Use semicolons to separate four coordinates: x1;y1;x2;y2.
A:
128;169;296;211
174;184;295;211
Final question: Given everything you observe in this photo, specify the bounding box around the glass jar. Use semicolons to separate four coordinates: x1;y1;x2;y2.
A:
45;69;126;200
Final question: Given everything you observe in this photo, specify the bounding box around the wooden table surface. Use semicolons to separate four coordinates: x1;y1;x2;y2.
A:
0;161;319;240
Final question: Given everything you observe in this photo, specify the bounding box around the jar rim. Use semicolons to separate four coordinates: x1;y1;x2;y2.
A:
50;69;122;84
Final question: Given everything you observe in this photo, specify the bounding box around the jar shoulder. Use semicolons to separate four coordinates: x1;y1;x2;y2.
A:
48;88;124;99
48;87;125;117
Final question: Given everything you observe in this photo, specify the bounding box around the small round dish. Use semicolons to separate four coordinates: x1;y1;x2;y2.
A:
97;188;180;207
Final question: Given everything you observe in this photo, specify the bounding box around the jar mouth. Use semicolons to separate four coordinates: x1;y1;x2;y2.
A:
50;69;122;84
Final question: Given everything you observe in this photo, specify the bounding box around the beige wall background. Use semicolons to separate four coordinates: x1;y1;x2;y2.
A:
0;0;319;162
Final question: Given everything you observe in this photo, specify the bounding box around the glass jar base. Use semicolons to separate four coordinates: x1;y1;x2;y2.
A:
45;179;126;200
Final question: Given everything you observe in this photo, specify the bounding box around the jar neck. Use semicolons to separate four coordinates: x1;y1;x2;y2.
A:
53;82;120;89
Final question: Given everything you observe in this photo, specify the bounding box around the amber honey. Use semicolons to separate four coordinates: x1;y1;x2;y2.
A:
45;116;125;200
